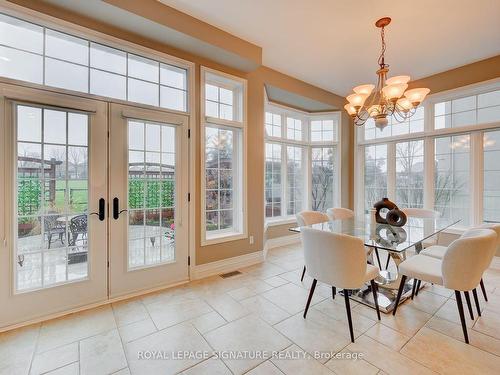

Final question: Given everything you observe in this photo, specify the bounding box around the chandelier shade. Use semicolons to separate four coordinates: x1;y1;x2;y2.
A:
345;17;430;129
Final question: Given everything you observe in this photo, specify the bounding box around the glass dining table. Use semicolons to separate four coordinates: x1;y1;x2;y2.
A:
289;214;460;313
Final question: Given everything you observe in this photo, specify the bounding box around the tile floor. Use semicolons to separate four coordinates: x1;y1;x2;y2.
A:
2;242;500;375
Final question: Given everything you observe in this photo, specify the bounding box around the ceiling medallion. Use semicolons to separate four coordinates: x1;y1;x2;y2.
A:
344;17;430;129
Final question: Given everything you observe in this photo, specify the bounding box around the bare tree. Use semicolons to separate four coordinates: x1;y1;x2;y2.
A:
311;148;334;211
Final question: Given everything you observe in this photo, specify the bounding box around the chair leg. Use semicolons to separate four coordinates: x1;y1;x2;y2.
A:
374;248;382;269
343;290;355;343
415;279;422;296
472;288;481;317
332;286;336;300
385;253;391;270
464;291;474;320
370;280;381;321
480;278;488;302
411;279;417;300
455;290;469;344
392;275;407;316
301;266;306;282
303;279;317;319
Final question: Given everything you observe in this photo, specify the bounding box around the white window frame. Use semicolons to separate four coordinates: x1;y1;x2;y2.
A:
264;101;341;225
200;66;247;245
355;78;500;231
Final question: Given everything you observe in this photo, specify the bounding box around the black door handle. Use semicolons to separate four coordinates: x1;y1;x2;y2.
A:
113;197;127;220
89;198;105;221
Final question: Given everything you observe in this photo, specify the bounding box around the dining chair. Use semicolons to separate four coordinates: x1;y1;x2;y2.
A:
326;207;354;221
301;227;381;343
420;223;500;314
393;228;497;344
296;210;330;282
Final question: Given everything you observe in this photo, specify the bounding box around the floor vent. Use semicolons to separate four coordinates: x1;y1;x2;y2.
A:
220;270;242;278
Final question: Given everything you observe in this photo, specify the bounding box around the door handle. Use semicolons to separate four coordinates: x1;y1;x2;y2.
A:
90;198;106;221
113;197;128;220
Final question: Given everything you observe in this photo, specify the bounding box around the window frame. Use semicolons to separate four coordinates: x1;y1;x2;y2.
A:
200;66;247;245
354;78;500;230
264;102;342;225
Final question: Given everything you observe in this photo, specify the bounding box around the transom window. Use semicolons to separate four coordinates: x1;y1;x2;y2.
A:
265;112;282;138
286;117;302;141
310;119;336;142
0;13;188;112
205;84;234;121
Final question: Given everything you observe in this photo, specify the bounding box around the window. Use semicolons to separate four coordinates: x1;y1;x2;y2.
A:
0;13;188;112
286;117;302;141
311;147;336;211
364;144;387;212
265;143;282;218
356;82;500;228
395;140;424;208
202;68;246;243
484;130;500;222
363;107;424;141
435;90;500;129
264;105;341;222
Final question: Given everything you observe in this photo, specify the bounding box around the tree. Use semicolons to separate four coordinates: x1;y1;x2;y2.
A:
311;148;334;211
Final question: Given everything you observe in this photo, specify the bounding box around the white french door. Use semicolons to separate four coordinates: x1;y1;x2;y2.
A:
108;104;189;298
0;85;108;328
0;87;190;330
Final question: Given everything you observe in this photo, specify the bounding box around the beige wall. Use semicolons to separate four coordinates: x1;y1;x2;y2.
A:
9;0;350;265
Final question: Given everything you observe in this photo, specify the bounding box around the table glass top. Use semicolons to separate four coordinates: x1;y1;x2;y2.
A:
289;215;460;252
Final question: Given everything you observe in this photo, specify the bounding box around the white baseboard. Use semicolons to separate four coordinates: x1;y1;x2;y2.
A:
264;234;301;257
192;251;265;280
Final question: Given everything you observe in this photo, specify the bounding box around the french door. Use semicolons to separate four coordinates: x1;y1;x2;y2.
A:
108;104;189;297
0;86;190;330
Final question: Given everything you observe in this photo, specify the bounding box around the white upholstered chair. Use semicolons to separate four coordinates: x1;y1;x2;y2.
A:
420;223;500;312
301;227;381;342
326;207;354;221
296;211;330;282
393;228;497;343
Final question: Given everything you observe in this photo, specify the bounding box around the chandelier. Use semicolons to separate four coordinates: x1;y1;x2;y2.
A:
344;17;430;129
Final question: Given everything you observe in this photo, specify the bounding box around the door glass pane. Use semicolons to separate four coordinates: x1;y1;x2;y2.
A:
128;120;176;269
16;105;89;291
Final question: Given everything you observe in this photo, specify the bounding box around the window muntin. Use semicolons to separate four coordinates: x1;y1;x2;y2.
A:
0;13;188;112
311;147;336;211
364;144;387;212
483;130;500;223
434;135;470;226
286;117;302;141
310;119;336;142
265;143;282;218
286;146;304;215
395;140;424;208
434;89;500;129
265;112;281;138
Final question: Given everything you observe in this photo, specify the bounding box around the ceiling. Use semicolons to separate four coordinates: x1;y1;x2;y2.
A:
159;0;500;96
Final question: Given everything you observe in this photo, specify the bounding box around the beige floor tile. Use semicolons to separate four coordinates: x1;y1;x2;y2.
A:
261;283;325;315
112;299;149;327
313;299;376;334
401;327;500;375
473;308;500;339
126;323;212;375
181;358;231;374
274;310;355;364
434;299;477;328
246;360;284;374
346;335;437;375
227;286;257;301
146;298;212;329
406;290;448;315
263;276;289;288
80;329;127;375
270;345;334;375
325;349;379;375
426;315;500;356
37;306;116;353
44;362;79;375
188;311;227;334
203;315;291;375
239;296;290;325
113;368;130;375
242;263;287;279
118;319;157;343
363;323;410;351
424;283;453;298
203;294;250;322
0;323;39;375
30;342;78;375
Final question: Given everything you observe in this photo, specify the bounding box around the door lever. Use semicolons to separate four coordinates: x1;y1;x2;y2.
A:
89;198;106;221
113;197;128;220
